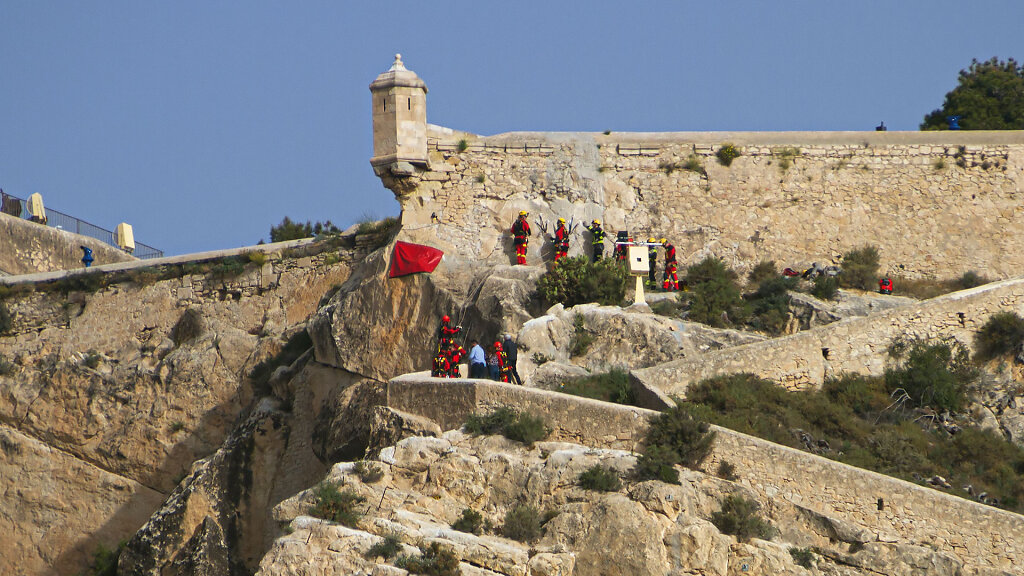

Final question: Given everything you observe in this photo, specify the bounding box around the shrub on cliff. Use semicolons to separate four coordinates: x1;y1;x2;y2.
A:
711;495;777;541
838;245;880;290
537;256;628;307
684;257;749;327
745;276;795;335
558;368;637;406
975;312;1024;361
450;508;484;534
307;482;365;527
885;338;976;413
811;275;839;300
578;464;622;492
502;504;542;542
746;260;778;288
83;540;126;576
0;354;15;376
569;313;594;357
464;406;550;447
365;533;402;560
395;543;460;576
635;406;716;484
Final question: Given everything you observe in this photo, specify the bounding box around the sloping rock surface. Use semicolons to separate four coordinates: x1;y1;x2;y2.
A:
257;432;967;576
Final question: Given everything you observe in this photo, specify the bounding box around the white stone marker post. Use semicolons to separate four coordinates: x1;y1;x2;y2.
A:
627;245;650;306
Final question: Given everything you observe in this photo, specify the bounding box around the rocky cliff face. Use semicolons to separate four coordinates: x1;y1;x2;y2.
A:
113;244;546;575
4;229;1023;575
256;432;973;576
0;243;352;576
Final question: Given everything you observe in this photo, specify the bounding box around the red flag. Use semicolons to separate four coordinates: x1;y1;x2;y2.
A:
388;240;444;278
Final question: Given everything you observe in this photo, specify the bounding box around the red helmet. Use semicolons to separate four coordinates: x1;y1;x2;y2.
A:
494;341;502;350
442;315;451;323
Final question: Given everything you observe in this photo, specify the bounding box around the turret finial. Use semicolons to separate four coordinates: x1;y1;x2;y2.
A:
390;53;406;71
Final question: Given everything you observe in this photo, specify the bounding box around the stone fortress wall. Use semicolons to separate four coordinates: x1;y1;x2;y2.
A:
386;376;1023;575
369;57;1024;280
388;129;1024;279
635;274;1024;394
0;211;135;276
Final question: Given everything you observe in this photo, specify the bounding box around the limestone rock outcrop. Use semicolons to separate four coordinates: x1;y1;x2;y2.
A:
516;302;763;387
0;245;351;575
309;249;542;382
258;431;969;576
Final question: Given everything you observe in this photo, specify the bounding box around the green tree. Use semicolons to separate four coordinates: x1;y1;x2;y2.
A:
268;217;341;243
921;58;1024;130
885;339;977;413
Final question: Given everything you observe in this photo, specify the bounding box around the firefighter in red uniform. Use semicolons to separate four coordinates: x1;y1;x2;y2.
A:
447;343;467;378
553;218;570;262
879;277;893;295
432;349;450;378
661;238;679;291
494;341;510;383
438;315;461;352
511;211;532;265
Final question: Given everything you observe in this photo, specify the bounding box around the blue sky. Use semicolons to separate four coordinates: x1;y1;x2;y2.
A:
2;2;1022;255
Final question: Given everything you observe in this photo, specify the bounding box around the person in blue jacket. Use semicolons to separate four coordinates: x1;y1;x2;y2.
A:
80;246;94;268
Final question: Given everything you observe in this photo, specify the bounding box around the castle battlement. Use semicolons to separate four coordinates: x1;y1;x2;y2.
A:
370;57;1024;279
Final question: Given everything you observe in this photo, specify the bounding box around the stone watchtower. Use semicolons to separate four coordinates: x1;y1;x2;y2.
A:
369;54;428;175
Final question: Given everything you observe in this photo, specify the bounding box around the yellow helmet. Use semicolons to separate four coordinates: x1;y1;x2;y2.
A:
660;238;668;245
592;219;601;225
519;210;528;216
558;217;566;223
648;237;656;243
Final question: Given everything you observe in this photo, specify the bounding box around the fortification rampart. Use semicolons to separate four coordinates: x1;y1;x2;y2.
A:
380;128;1024;279
635;274;1024;394
385;375;1023;574
0;212;135;275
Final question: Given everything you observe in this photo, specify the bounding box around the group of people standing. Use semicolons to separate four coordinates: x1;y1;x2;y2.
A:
468;335;522;384
512;211;682;291
431;315;467;378
432;315;523;384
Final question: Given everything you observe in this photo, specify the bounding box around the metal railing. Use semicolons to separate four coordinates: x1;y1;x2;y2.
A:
1;191;164;259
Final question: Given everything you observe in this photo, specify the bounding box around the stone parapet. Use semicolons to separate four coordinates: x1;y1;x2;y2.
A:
0;211;135;275
634;274;1024;394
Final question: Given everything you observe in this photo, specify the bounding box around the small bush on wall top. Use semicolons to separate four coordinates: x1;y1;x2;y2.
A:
716;143;741;166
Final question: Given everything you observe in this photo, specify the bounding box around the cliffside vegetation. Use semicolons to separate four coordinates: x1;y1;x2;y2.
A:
558;369;637;406
464;407;550;447
679;339;1024;512
975;311;1024;361
268;216;341;242
536;256;629;307
635;406;715;484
